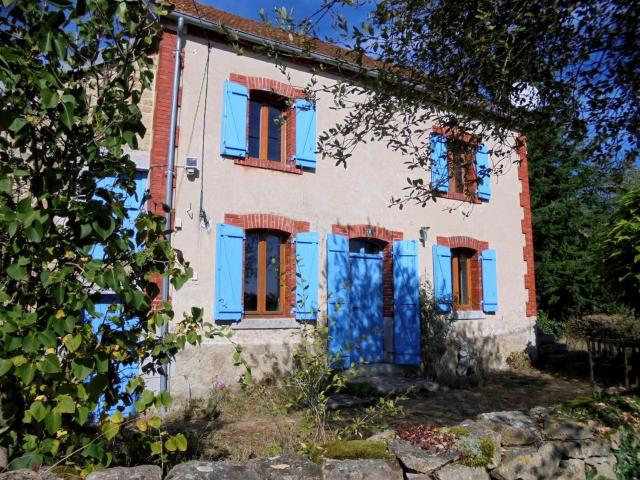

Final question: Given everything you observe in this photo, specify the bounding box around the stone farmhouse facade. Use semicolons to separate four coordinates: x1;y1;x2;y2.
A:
130;1;538;400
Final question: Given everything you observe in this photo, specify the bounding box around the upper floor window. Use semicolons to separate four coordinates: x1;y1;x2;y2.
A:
451;248;474;308
244;230;287;315
448;139;476;195
248;92;285;163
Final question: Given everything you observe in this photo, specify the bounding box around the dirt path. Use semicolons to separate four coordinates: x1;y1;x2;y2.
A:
393;369;593;427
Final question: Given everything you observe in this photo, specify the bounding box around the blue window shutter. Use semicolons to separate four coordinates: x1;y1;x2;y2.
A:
295;99;317;169
214;223;245;321
476;144;491;201
327;233;351;368
481;249;498;313
295;231;319;321
430;133;449;193
432;244;453;312
393;240;421;365
220;80;248;158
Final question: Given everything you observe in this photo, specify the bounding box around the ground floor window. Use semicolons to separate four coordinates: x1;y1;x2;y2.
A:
244;230;287;315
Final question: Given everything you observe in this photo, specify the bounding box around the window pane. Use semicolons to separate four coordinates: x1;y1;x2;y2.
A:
244;232;259;312
248;100;262;158
452;154;465;193
458;254;469;305
264;234;281;311
267;105;282;162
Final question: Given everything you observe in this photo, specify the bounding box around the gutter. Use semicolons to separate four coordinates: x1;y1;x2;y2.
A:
159;15;185;395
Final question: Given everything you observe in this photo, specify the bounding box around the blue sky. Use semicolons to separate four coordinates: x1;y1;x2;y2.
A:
200;0;372;39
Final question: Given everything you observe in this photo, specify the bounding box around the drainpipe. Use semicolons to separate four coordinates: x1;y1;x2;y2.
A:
160;15;184;395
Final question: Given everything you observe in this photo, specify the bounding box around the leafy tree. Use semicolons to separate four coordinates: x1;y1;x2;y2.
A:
528;129;622;322
0;0;205;470
266;0;638;205
600;181;640;315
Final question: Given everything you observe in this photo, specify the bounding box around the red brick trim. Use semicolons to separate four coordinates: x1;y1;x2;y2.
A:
225;213;311;318
437;236;489;312
229;73;305;174
147;29;181;301
332;224;403;317
517;135;538;317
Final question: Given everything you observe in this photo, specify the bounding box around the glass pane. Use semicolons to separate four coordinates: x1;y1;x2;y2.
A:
264;234;282;311
349;239;365;254
267;105;282;162
458;254;469;305
248;100;262;158
244;232;259;312
452;154;465;193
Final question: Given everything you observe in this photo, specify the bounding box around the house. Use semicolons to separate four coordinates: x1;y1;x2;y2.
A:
133;1;537;400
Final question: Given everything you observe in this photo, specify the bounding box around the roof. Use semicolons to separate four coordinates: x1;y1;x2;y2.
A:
172;0;378;70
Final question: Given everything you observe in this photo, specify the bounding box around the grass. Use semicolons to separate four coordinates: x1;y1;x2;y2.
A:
558;390;640;430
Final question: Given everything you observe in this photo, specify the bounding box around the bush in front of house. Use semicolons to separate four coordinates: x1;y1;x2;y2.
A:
565;314;640;341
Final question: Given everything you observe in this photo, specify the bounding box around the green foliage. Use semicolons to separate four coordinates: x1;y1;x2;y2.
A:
600;181;640;315
266;0;637;207
528;129;623;322
564;314;640;341
613;429;640;480
446;426;470;437
419;282;456;378
559;391;640;430
0;0;211;471
535;311;565;338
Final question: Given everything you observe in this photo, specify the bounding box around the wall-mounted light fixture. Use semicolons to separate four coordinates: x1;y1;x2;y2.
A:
419;226;430;247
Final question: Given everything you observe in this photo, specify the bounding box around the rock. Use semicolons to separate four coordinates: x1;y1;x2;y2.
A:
86;465;161;480
554;459;586;480
542;416;595;440
556;438;611;459
490;443;562;480
476;411;540;446
0;472;59;480
584;456;617;480
366;429;395;442
608;430;622;450
433;464;490;480
387;440;457;474
528;406;552;418
321;459;403;479
0;446;7;470
246;455;321;479
457;420;502;469
405;474;430;480
165;460;261;480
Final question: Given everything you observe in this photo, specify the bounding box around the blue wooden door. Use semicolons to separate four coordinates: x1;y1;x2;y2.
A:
349;248;384;364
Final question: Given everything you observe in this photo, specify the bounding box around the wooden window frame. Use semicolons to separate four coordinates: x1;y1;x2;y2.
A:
248;93;286;164
451;248;474;309
448;140;477;195
244;230;287;317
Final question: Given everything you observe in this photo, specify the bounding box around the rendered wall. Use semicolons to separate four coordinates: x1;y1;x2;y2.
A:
156;33;536;401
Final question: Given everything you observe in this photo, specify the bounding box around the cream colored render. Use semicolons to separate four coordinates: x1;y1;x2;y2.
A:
166;34;535;400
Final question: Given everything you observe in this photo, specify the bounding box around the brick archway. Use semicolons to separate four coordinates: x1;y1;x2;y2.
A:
332;224;403;317
225;213;310;318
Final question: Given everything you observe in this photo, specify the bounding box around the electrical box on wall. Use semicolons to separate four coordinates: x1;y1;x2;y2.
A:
185;156;199;176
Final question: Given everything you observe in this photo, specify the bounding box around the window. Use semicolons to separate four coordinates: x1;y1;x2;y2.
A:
244;230;287;315
451;248;474;308
448;139;476;195
248;92;285;162
349;238;385;255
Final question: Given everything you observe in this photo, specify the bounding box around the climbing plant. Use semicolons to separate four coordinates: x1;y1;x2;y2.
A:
0;0;206;471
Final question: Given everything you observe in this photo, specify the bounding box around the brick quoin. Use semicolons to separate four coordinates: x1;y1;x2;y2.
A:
437;236;489;312
229;73;306;175
517;135;538;317
225;213;311;319
332;224;403;317
147;29;181;303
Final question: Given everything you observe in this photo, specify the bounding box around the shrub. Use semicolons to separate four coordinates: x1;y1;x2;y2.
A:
565;314;640;340
457;437;495;467
420;282;456;378
506;351;532;371
536;310;565;337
